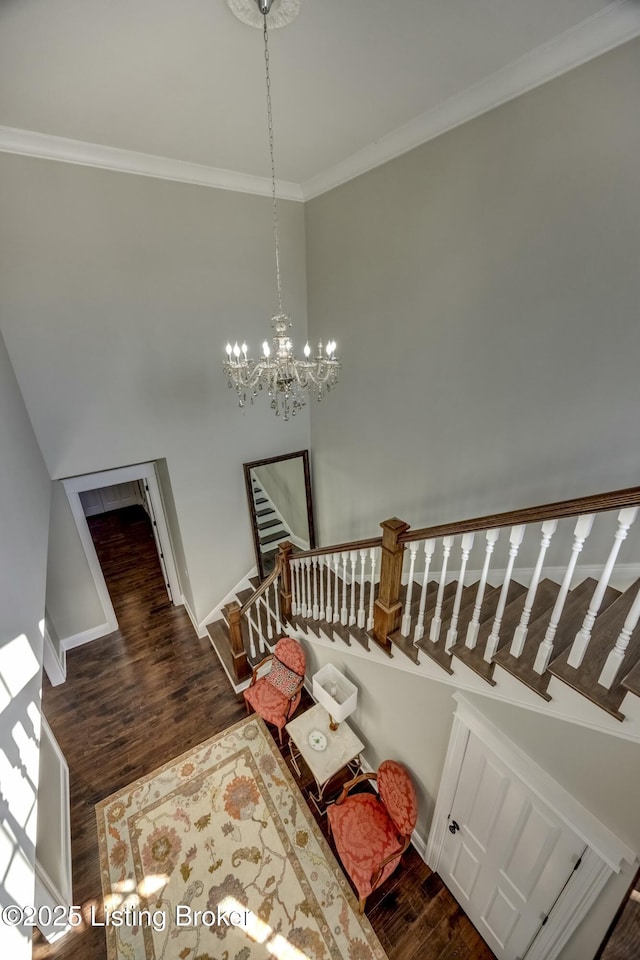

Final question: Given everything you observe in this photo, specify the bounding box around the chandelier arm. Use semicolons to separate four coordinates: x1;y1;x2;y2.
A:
263;15;283;317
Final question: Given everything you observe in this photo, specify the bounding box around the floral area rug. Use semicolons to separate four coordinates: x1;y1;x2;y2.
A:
96;716;388;960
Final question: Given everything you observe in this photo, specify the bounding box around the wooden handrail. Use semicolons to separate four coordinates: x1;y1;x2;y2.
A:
399;486;640;544
287;536;382;560
240;554;283;617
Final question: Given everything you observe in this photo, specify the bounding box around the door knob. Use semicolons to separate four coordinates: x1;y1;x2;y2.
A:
448;819;460;835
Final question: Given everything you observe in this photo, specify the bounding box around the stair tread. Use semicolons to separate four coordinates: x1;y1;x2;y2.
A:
548;578;640;719
449;580;528;685
257;517;283;531
622;657;640;697
438;581;481;627
255;507;275;517
413;581;463;675
260;530;289;545
490;579;564;699
235;587;255;605
402;582;479;663
389;629;419;664
330;620;352;647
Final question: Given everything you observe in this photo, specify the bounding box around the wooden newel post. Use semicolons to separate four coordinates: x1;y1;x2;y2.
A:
224;600;251;683
373;517;410;652
278;541;294;624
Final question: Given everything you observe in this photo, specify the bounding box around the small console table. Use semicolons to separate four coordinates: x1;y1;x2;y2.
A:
286;702;364;813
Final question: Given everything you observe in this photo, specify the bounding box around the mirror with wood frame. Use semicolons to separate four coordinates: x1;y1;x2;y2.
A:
243;450;316;581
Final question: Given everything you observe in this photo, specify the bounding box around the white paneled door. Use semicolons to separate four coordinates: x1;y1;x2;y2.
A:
438;731;585;960
79;481;140;516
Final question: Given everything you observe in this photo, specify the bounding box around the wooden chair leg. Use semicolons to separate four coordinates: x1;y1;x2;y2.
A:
358;897;366;914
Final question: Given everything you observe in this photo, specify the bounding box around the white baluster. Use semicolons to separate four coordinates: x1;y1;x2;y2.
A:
414;540;436;644
256;605;266;654
341;552;349;625
291;559;299;616
401;542;419;637
300;557;307;617
568;508;639;669
274;574;281;632
318;556;325;620
510;519;558;658
446;532;475;651
264;587;274;640
247;614;256;660
349;552;358;625
312;556;319;619
305;558;312;619
599;583;640;689
325;555;333;622
367;547;377;631
357;549;367;628
533;514;595;674
333;553;341;623
429;536;454;643
466;529;499;649
483;525;526;662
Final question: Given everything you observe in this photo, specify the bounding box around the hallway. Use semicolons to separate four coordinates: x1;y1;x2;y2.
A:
36;509;494;960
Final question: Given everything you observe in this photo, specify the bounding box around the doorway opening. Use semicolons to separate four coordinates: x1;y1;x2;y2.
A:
62;463;182;638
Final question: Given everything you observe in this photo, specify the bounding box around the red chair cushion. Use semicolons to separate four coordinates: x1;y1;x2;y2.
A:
268;657;302;697
327;793;404;900
244;679;301;732
274;637;305;676
377;760;418;837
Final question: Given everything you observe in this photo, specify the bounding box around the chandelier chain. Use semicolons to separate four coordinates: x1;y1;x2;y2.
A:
263;14;283;317
223;2;340;420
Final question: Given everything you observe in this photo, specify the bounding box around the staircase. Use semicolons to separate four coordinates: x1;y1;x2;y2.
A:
208;486;640;742
250;474;296;576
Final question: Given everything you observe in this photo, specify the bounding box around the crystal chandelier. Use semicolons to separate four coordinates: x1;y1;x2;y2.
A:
224;0;340;420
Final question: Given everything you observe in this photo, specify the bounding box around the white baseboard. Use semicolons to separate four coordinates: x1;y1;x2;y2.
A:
63;622;112;651
411;828;429;863
182;596;208;639
198;567;258;632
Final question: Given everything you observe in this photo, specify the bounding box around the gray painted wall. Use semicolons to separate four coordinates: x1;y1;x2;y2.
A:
305;38;640;547
0;331;51;958
45;481;104;641
0;154;311;625
303;38;640;958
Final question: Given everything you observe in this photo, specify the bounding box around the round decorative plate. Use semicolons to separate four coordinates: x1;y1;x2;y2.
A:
308;729;327;752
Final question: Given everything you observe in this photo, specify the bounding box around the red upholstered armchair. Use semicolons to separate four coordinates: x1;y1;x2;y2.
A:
327;759;418;913
243;637;306;744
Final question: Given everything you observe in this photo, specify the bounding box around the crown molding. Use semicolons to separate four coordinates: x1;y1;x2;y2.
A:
301;0;640;200
0;2;638;203
0;125;304;202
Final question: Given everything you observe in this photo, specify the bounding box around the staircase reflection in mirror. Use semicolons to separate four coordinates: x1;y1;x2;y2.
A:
243;450;316;580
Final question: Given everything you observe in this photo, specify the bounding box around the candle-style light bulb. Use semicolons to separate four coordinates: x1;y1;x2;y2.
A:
241;342;248;357
304;342;311;357
233;342;240;358
225;343;232;356
263;341;270;357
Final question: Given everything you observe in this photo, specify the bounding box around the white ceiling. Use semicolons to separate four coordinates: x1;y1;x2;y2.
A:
0;0;639;199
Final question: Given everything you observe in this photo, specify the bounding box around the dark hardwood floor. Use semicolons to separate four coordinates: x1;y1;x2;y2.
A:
34;505;494;960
